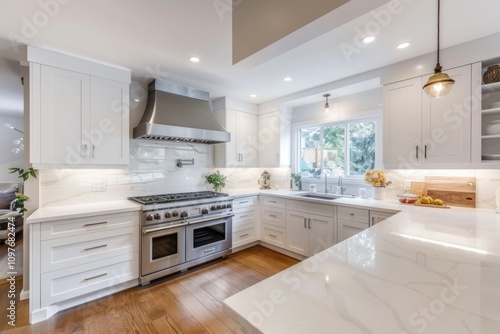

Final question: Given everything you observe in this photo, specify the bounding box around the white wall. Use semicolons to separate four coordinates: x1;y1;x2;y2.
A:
0;114;24;182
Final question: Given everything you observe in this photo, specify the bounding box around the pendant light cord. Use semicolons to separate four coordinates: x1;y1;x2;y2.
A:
435;0;442;72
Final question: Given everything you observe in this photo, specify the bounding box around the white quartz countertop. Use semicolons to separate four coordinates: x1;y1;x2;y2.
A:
223;189;500;333
26;200;141;224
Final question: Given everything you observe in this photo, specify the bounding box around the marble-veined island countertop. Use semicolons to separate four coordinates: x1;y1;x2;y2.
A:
223;207;500;334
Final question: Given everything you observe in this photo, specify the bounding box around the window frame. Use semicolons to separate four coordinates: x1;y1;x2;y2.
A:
291;110;382;182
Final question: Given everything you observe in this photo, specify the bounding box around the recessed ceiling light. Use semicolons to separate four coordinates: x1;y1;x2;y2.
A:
283;76;292;82
189;56;200;63
397;42;410;49
250;94;257;98
362;36;375;44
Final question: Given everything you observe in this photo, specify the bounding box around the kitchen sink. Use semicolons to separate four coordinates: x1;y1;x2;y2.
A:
292;193;356;200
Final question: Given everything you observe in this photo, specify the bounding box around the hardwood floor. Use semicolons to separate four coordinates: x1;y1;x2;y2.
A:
0;246;299;334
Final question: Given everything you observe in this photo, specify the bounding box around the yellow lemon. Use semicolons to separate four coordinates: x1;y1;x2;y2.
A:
433;199;444;206
420;197;431;204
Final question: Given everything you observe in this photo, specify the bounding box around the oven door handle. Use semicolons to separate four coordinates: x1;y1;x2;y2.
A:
187;213;235;225
142;222;188;234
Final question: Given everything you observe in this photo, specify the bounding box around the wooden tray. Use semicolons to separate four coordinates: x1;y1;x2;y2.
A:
414;202;450;209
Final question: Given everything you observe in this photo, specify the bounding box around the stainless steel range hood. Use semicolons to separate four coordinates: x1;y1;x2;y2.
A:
133;80;230;144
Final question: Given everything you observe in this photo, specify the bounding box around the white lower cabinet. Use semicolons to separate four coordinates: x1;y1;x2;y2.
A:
369;210;397;226
232;196;259;249
29;211;139;324
285;200;335;257
337;206;369;243
260;196;287;249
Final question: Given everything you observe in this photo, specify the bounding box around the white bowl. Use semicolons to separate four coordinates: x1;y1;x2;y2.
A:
488;101;500;109
486;120;500;135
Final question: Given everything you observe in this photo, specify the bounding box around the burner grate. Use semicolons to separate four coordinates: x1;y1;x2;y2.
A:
129;191;228;205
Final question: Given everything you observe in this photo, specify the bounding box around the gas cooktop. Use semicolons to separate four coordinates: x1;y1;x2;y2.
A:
129;191;229;206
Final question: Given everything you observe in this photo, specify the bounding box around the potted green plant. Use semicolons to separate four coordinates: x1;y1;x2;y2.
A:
291;172;302;191
9;167;37;213
206;170;227;192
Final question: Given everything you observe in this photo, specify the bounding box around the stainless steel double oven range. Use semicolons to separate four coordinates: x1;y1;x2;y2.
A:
129;191;234;285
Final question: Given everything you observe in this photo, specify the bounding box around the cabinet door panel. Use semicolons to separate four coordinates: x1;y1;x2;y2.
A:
308;214;334;256
422;66;471;164
337;219;368;243
383;77;422;168
237;111;257;166
40;66;90;165
258;111;280;167
286;210;308;256
90;77;129;164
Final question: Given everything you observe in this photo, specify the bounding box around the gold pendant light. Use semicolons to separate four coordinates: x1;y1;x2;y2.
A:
423;0;455;98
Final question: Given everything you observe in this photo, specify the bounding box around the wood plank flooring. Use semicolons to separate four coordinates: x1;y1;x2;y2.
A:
0;245;299;334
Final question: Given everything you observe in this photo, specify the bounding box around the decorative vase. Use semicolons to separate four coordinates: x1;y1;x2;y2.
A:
372;186;385;200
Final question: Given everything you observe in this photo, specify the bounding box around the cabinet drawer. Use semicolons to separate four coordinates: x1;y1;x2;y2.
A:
41;252;138;307
260;207;286;228
260;196;285;208
261;224;286;248
232;196;258;209
232;225;257;248
41;227;138;273
337;206;369;223
233;207;258;228
41;212;139;241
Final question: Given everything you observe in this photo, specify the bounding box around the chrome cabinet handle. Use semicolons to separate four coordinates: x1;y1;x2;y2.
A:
240;233;249;238
269;214;277;218
424;145;427;159
92;144;95;158
84;273;107;281
269;234;277;238
84;221;107;227
84;244;107;251
308;218;311;229
82;144;88;158
304;218;307;228
239;200;249;204
416;145;419;159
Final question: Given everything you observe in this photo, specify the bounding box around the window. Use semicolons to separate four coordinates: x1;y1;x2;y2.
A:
297;118;376;177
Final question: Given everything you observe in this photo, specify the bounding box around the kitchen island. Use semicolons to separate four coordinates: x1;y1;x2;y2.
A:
223;206;500;333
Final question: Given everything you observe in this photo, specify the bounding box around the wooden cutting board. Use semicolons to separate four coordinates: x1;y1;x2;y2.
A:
409;176;476;208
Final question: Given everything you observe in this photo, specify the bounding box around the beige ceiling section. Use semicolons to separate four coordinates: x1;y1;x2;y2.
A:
232;0;390;68
233;0;350;65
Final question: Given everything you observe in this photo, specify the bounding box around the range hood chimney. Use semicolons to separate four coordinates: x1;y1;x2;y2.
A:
133;80;230;144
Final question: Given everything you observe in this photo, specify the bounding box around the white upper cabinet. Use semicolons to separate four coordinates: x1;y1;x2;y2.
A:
383;65;472;168
257;109;292;168
27;46;131;168
214;97;258;167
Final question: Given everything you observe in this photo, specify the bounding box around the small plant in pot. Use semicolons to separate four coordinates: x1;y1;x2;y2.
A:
290;172;302;191
206;170;227;192
8;167;37;213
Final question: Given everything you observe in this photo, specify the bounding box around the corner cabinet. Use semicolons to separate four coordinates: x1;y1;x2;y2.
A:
27;46;131;168
383;65;472;168
213;97;258;167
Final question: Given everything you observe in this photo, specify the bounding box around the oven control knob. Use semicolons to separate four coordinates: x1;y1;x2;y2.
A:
164;212;171;218
180;211;188;218
221;204;226;209
217;205;222;209
226;203;232;208
211;205;216;211
146;214;154;221
172;211;179;217
201;208;209;214
154;213;161;220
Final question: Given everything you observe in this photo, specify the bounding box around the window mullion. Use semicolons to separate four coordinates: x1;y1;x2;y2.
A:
345;124;350;176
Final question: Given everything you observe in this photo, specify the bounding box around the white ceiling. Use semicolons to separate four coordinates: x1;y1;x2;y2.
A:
1;0;500;116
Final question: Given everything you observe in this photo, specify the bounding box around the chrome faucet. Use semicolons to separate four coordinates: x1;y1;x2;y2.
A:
337;176;347;195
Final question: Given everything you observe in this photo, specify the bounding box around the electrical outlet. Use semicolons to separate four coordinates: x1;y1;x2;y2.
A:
403;180;411;190
92;180;106;192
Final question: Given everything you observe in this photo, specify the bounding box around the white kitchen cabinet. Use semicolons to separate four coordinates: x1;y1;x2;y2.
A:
369;209;397;226
29;211;139;324
27;46;130;168
257;109;292;168
214;98;258;167
285;199;335;257
337;206;369;243
472;59;500;166
260;196;287;250
383;65;472;168
232;196;259;250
